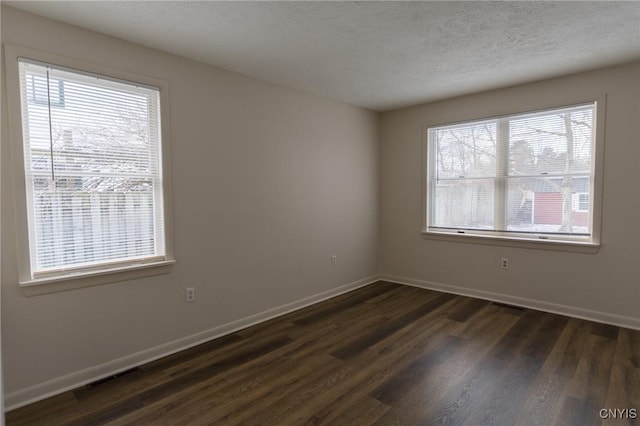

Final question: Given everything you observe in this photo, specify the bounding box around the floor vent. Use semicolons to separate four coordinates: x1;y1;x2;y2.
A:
85;367;141;390
492;302;526;311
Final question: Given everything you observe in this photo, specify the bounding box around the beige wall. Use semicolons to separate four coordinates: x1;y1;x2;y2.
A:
1;7;379;405
380;62;640;323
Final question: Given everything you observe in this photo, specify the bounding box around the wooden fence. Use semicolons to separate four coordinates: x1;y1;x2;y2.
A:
34;191;156;270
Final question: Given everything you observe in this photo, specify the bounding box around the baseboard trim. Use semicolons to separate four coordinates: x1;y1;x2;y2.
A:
9;273;639;410
380;274;640;331
4;275;379;411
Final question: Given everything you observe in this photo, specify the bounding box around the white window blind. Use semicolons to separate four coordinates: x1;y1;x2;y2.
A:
427;103;596;243
18;59;166;277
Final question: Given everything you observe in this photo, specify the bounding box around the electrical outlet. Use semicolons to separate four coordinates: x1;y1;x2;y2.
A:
185;287;195;303
331;255;337;266
501;258;509;270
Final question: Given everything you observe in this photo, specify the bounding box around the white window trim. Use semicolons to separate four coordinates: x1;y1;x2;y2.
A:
4;44;175;294
421;94;606;254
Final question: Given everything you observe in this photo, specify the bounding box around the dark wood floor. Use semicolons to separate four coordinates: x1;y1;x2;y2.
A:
7;281;640;425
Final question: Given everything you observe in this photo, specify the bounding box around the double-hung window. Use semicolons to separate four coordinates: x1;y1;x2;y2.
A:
11;52;173;288
425;102;601;248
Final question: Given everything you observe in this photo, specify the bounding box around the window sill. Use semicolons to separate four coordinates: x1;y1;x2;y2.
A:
19;260;175;296
422;231;600;253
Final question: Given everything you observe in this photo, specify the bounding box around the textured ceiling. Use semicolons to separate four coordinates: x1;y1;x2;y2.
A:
5;1;640;111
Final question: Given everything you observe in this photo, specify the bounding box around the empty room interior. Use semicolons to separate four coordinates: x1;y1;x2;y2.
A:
1;2;639;425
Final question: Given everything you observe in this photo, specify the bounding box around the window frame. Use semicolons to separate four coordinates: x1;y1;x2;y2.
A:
422;95;605;254
4;44;175;295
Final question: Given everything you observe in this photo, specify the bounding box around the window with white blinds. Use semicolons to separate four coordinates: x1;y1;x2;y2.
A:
426;103;598;244
18;59;167;278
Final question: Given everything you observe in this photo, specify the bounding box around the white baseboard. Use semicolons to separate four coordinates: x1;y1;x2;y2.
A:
4;275;379;411
8;273;639;411
380;274;640;332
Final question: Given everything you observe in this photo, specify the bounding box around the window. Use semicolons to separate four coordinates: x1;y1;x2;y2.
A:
426;102;600;247
14;58;172;285
27;74;65;108
572;193;589;212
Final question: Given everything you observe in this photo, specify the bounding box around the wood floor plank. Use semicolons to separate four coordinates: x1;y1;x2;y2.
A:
369;287;443;321
311;395;390;426
463;353;543;426
69;336;294;425
210;356;345;425
330;292;456;360
6;281;636;426
424;310;568;425
448;302;519;339
364;284;425;305
602;365;640;426
514;319;594;426
488;309;550;361
291;281;398;326
591;322;620;340
61;335;274;423
370;335;465;405
520;314;570;362
540;318;592;379
282;317;460;425
426;352;512;425
427;312;555;424
109;353;340;426
554;396;602;426
514;373;567;426
4;392;79;426
614;328;640;369
259;293;463;425
373;304;521;425
106;317;351;425
218;303;459;425
206;357;353;425
445;297;490;322
565;334;617;407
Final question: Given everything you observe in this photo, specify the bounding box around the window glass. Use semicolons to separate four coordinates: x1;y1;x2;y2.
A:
427;103;597;243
